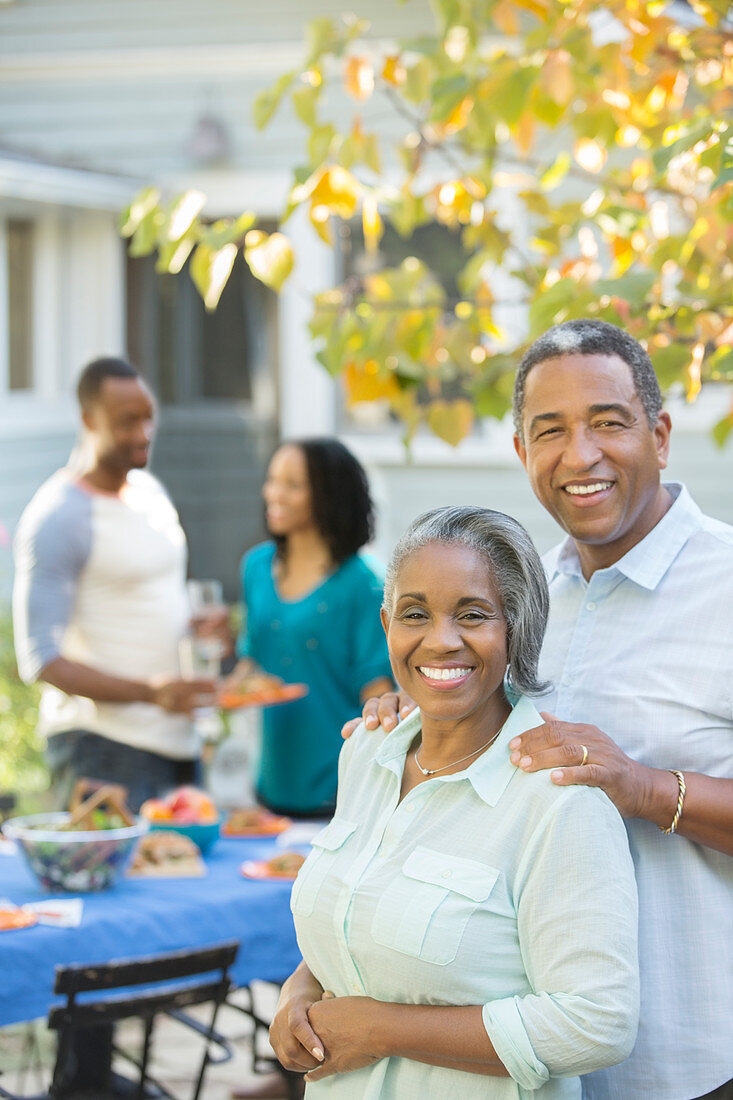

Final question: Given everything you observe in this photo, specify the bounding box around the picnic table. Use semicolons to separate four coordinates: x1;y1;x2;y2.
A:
0;832;302;1027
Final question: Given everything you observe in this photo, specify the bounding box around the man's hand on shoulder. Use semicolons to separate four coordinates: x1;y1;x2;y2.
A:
341;691;417;740
509;711;654;819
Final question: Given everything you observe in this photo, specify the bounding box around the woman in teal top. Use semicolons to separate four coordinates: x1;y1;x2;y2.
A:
231;438;393;817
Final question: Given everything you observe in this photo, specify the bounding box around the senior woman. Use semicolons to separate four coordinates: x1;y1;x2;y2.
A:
270;506;639;1098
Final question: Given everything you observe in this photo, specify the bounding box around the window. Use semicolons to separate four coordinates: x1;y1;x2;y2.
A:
7;219;34;392
126;242;278;412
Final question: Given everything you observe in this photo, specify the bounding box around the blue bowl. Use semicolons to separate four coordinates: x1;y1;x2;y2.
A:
148;817;222;854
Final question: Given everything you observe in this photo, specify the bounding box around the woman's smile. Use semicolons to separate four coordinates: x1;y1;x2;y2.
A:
417;664;475;689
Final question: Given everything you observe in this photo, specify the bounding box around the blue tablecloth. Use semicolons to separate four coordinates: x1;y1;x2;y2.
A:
0;835;302;1027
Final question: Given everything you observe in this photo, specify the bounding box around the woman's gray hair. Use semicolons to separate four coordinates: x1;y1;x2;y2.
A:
383;506;550;697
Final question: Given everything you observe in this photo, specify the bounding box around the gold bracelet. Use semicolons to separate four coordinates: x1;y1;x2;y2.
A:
660;770;686;835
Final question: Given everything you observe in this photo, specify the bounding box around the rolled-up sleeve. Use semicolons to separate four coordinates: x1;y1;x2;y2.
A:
12;488;91;683
482;788;639;1088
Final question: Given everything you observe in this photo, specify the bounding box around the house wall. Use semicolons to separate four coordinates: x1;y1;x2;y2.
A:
1;0;731;604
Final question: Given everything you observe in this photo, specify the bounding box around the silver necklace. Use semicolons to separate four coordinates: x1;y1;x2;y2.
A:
414;729;502;777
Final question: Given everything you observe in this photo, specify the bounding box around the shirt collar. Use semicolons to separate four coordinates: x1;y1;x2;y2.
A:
549;482;702;590
374;695;543;807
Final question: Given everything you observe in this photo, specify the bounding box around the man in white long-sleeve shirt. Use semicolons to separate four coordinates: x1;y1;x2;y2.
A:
12;358;216;1098
13;357;213;816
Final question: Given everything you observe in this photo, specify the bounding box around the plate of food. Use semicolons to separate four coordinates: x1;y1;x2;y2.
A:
240;851;306;881
127;831;206;878
219;674;308;711
222;808;293;838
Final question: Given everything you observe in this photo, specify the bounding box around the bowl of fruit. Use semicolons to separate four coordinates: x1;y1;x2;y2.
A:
3;784;147;893
139;787;221;854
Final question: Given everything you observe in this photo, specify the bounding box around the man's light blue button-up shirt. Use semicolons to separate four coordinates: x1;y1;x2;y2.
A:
540;483;733;1100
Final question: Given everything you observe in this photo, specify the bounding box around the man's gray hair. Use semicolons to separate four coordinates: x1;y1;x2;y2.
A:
383;506;550;697
512;319;663;442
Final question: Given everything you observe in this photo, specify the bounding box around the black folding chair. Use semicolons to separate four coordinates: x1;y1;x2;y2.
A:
226;984;304;1100
0;940;239;1100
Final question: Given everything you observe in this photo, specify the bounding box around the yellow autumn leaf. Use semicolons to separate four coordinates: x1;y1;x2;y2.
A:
428;399;475;447
344;361;400;405
244;230;294;291
309;204;332;244
515;110;535;156
687;342;705;401
541;49;574;107
310;165;361;218
491;0;519;35
512;0;549;19
344;56;375;101
362;194;384;253
443;96;474;135
382;55;406;86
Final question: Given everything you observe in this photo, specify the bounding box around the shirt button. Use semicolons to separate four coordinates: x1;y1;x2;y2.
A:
306;638;318;650
404;804;416;813
441;869;452;879
586;601;597;611
352;983;361;993
271;620;281;631
317;602;328;614
281;656;293;666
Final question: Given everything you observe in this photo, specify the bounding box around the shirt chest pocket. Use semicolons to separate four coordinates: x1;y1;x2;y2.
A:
290;819;357;918
371;846;500;966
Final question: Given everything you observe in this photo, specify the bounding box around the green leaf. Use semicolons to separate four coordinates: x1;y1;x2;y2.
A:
305;17;339;66
155;235;196;274
190;241;238;310
163;190;206;242
119;187;161;238
389;191;429;237
309;124;339;166
429;73;471;122
596;271;656;306
471;381;513;421
244;231;294;291
292;85;320;127
529;278;577;336
652;120;716;176
127;209;164;258
712;129;733;191
706;345;733;380
540;151;571;192
253;70;296;130
428;399;474;446
712;413;733;447
498;67;536;128
403;58;433;103
650;344;691;389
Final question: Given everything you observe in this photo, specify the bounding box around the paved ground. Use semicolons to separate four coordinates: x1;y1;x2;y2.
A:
0;983;289;1100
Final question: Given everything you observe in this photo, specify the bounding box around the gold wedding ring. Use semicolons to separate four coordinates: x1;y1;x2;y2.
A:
579;744;589;767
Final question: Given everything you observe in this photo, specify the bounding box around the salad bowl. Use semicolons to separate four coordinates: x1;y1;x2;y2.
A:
3;812;148;892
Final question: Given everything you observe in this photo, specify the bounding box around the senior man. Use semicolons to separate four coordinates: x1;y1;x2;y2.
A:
306;319;732;1100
